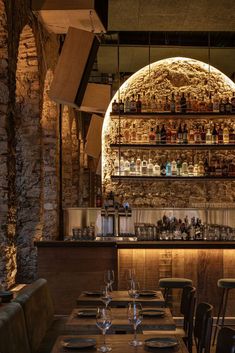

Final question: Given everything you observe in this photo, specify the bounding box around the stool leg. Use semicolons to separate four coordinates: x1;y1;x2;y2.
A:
212;288;225;345
221;288;229;328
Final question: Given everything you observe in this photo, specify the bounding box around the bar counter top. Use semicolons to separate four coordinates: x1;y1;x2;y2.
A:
35;240;235;249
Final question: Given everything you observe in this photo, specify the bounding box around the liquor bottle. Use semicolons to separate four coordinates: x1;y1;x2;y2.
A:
149;127;156;143
225;97;232;114
177;123;183;144
125;97;131;113
123;122;130;143
194;125;201;144
206;127;212;144
192;96;198;112
96;187;102;207
193;159;199;176
186;93;192;112
175;92;180;113
229;123;235;144
165;160;172;176
171;123;177;144
147;159;154;175
207;93;213;112
141;92;148;113
213;90;220;113
112;99;119;114
114;153;120;175
130;158;136;174
188;126;195;144
153;161;161;176
204;158;210;176
231;92;235;113
183;123;188;144
181;160;188;176
119;99;124;114
188;160;194;176
212;124;218;144
131;123;136;142
155;125;161;144
198;159;205;176
170;92;176;113
164;96;171;112
124;159;130;175
130;94;137;112
141;156;148;175
200;125;206;144
219;99;225;113
150;95;157;112
176;157;182;176
218;124;223;144
223;123;229;144
120;156;125;175
180;92;187;113
171;158;177;176
160;124;167;144
198;95;206;112
136;156;141;175
160;160;166;176
136;94;142;113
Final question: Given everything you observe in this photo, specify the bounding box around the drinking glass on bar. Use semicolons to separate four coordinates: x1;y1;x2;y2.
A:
96;307;112;352
127;302;143;346
104;270;115;291
100;285;112;308
128;279;140;299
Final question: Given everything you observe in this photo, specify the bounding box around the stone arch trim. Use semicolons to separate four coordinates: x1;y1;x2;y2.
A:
15;24;41;282
41;69;59;239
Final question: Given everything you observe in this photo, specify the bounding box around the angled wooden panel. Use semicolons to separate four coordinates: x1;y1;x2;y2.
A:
79;83;111;114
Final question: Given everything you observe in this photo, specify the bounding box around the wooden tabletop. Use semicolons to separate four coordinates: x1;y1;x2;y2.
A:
77;291;165;308
51;334;188;353
67;307;176;333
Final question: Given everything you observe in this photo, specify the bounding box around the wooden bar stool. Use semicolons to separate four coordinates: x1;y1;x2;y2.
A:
158;278;193;305
213;278;235;345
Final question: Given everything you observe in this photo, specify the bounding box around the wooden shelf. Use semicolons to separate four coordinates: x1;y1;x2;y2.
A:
110;112;235;119
110;143;235;150
111;175;235;181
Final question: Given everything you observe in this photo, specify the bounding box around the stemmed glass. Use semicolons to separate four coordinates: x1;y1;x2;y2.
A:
126;268;136;282
104;270;115;291
100;285;112;308
128;280;140;299
127;302;143;346
96;307;112;352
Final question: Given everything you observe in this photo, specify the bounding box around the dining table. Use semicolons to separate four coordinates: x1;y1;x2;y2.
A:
76;290;165;308
66;307;176;334
51;334;188;353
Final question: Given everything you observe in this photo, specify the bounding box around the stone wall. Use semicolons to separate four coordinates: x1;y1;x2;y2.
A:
102;57;235;207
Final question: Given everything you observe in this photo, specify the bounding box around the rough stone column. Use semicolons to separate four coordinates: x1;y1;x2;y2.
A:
15;25;41;282
41;69;59;239
71;114;79;206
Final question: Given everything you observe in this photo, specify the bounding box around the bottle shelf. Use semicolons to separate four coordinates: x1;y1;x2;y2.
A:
111;175;235;181
110;112;235;119
110;143;235;150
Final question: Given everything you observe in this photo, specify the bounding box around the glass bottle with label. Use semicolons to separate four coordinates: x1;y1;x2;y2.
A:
136;156;141;175
206;128;212;144
166;160;172;176
181;160;188;176
149;127;156;144
189;126;195;144
186;93;192;112
130;94;137;112
112;99;119;114
200;125;206;144
170;92;176;113
125;97;131;113
212;124;218;144
213;90;220;113
124;159;130;175
219;99;225;113
180;92;187;113
231;92;235;113
176;156;182;176
188;160;194;176
225;97;232;114
119;99;124;114
160;159;166;176
130;158;136;175
136;94;142;113
160;124;167;144
183;123;188;144
171;158;177;176
153;161;161;176
147;159;154;175
207;93;213;112
177;123;183;144
141;156;148;175
131;123;136;142
198;158;205;176
155;125;161;144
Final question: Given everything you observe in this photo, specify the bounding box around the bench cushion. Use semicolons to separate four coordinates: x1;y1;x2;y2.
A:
217;278;235;289
159;278;192;288
0;302;31;353
14;278;54;353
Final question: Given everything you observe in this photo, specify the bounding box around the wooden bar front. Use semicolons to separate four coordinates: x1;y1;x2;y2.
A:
36;241;235;316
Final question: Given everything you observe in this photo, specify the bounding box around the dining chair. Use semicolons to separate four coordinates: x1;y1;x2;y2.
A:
215;327;235;353
180;285;196;353
194;302;213;353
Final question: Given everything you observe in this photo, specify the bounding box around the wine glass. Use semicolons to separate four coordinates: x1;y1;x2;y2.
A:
126;268;136;282
96;307;112;352
127;302;143;346
100;285;112;308
104;270;115;291
128;280;140;299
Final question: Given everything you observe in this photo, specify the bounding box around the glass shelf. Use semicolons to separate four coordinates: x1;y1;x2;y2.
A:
110;112;235;119
110;143;235;150
111;175;235;181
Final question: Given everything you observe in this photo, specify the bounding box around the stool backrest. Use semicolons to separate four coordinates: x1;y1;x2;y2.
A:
216;327;235;353
194;302;213;353
180;285;196;353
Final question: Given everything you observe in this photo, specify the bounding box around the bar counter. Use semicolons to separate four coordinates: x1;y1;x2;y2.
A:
35;240;235;316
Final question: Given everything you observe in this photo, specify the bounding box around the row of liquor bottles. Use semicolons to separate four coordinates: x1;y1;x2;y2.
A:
113;154;235;177
111;91;235;114
118;121;234;145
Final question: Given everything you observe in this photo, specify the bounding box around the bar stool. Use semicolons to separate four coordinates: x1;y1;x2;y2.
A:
158;277;193;304
212;278;235;345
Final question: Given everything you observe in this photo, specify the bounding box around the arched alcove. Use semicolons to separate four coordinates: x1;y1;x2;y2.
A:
102;57;235;207
41;69;59;240
15;25;41;282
